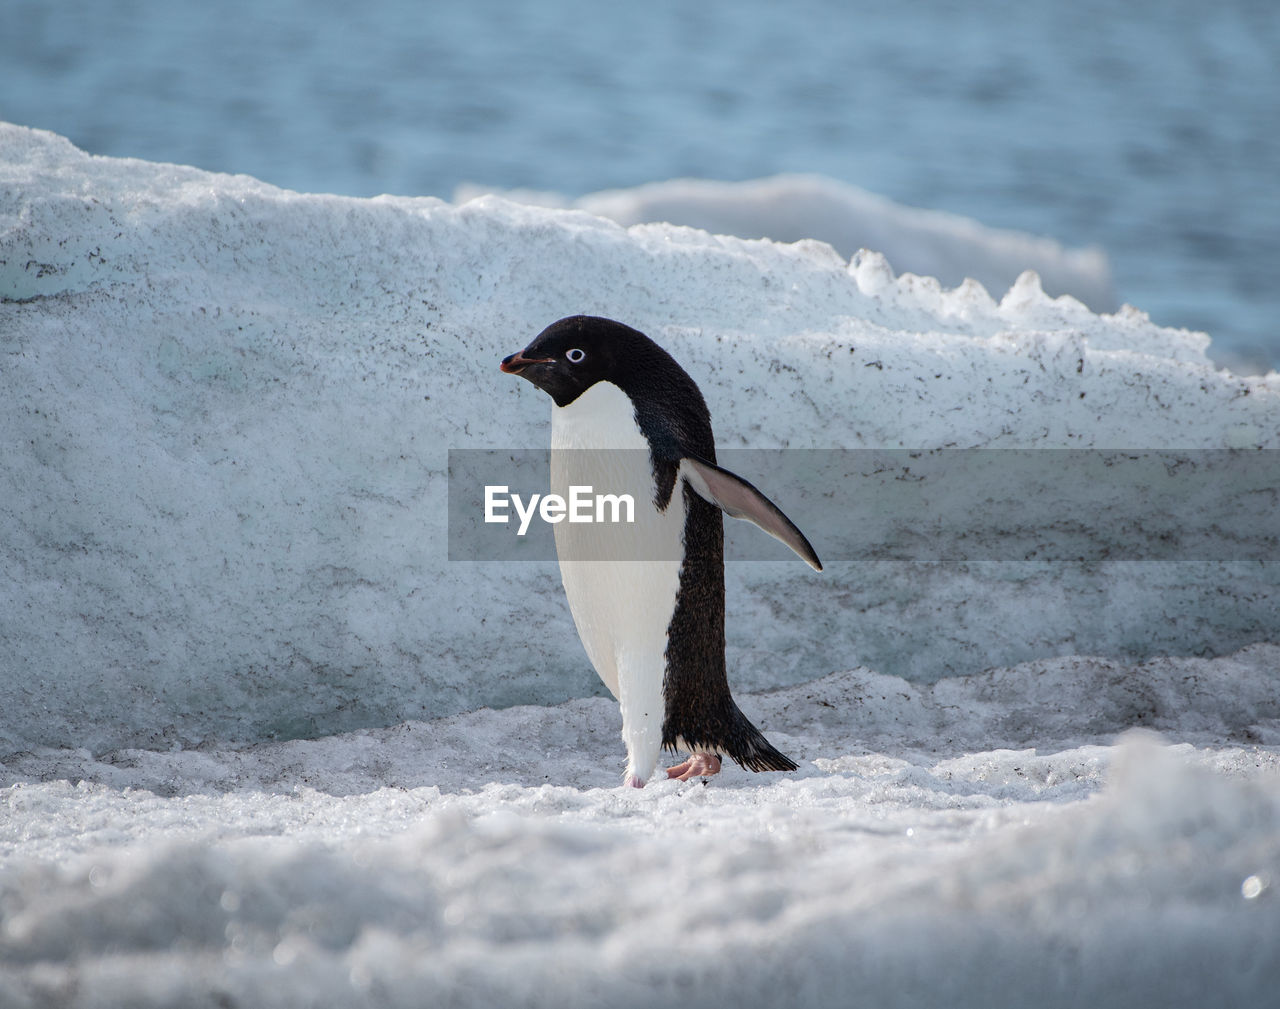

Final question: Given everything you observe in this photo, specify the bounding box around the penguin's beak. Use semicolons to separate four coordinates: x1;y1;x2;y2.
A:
500;351;555;375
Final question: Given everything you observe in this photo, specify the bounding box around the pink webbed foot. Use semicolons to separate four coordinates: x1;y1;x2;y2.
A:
624;773;645;789
666;753;722;781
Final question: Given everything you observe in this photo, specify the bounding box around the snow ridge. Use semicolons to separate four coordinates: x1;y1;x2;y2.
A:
2;648;1279;1008
2;123;1278;753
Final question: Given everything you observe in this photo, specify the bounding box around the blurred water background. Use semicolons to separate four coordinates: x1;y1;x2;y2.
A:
2;0;1276;372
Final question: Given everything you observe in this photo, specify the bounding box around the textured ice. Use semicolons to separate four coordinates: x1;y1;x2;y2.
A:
458;173;1119;313
3;648;1279;1007
2;123;1278;755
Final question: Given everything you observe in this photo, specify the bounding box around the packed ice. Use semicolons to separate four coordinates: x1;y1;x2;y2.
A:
3;650;1279;1007
2;124;1276;751
2;125;1278;1005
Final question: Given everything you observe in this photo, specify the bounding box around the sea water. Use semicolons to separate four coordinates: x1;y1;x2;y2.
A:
2;0;1277;370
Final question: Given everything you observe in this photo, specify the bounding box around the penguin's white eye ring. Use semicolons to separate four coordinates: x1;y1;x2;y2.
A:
566;348;586;364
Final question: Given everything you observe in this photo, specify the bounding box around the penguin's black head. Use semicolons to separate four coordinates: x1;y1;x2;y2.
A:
501;315;662;408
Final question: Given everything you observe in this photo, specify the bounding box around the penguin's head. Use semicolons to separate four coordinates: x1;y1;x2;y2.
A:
501;315;653;407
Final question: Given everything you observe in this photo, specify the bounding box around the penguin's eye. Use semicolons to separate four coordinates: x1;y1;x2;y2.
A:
566;348;586;364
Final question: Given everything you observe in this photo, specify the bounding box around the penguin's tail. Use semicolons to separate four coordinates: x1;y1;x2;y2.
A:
664;701;799;773
728;712;799;773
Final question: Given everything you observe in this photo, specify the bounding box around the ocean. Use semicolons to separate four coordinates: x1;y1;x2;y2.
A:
2;0;1277;371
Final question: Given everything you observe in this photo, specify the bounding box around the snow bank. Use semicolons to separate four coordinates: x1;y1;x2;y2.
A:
2;124;1278;751
2;648;1279;1007
457;173;1119;312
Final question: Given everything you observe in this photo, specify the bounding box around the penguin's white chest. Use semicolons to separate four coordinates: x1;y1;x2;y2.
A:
550;382;685;710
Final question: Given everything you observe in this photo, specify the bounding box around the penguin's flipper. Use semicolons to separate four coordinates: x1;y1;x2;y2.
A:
680;456;823;572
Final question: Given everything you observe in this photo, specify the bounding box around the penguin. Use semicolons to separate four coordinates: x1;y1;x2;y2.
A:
500;315;822;788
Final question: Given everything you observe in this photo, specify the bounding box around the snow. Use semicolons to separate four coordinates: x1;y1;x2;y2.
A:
457;173;1119;313
3;647;1280;1006
2;123;1280;1005
3;124;1278;756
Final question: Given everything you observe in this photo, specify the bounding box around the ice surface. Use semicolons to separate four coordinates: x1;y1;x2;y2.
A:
2;123;1279;754
458;173;1119;313
2;648;1279;1007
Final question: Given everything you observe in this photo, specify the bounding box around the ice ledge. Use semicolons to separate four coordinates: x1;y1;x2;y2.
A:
1;124;1276;750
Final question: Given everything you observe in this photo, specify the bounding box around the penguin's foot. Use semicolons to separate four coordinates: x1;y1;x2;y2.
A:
666;753;722;781
624;773;646;789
